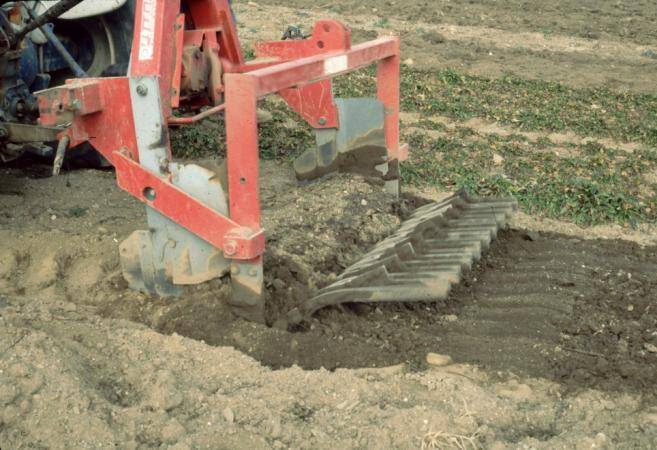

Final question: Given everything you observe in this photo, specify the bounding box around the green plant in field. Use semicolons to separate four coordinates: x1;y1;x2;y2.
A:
374;17;390;28
170;100;313;160
403;131;657;225
334;67;657;146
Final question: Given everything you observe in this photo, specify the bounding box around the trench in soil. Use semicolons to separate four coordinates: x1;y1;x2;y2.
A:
113;227;657;398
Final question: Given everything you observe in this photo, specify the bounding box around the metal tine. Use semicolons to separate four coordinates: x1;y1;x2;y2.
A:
410;192;463;216
298;277;455;315
282;193;518;327
389;271;460;284
340;254;406;279
424;238;483;251
447;210;508;226
460;200;517;210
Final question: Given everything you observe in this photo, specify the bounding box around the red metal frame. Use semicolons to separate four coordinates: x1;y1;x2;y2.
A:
35;0;403;266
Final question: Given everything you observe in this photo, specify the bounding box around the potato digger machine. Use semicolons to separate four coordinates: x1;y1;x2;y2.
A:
0;0;516;326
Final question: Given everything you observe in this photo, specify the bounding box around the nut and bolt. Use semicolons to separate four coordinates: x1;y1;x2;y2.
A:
136;84;148;96
230;265;240;275
318;117;327;126
248;267;259;277
224;241;238;256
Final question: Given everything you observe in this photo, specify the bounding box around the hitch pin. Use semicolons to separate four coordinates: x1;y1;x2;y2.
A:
52;135;70;176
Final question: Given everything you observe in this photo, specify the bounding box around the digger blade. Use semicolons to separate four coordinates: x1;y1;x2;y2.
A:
279;192;518;328
120;164;231;292
294;98;393;184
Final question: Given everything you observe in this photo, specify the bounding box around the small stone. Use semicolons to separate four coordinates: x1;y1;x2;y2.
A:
50;214;57;220
442;314;458;322
426;352;453;367
223;406;235;424
627;305;634;312
403;58;414;66
147;370;183;411
492;153;504;166
494;382;533;401
360;199;368;206
97;226;108;234
644;343;657;353
161;419;185;443
594;432;608;447
523;230;540;241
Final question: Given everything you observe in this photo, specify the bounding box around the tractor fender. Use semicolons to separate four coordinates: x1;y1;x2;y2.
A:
34;0;128;20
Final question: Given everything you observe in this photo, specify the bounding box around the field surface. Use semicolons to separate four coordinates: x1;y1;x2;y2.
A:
2;1;657;448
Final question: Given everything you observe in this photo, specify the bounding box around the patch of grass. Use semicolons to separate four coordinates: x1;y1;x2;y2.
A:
374;17;390;28
170;100;313;160
335;67;657;146
169;122;221;159
403;131;657;225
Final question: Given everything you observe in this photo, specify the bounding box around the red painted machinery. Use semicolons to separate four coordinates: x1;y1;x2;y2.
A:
34;0;516;325
34;0;405;322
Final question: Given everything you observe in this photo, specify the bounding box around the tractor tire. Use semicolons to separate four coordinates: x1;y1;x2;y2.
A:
63;0;135;169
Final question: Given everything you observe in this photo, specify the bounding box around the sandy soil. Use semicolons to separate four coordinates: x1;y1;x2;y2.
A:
237;1;657;92
2;1;657;449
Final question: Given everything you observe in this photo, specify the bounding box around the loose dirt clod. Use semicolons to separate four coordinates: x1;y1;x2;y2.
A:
426;353;453;367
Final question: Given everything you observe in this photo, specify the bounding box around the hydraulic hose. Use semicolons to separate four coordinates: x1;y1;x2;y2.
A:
13;0;85;44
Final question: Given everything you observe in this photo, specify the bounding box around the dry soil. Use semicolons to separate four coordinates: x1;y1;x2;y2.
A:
2;1;657;448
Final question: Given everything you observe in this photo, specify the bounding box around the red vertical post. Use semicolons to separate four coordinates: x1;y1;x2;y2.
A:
224;73;260;229
376;37;401;161
224;73;264;322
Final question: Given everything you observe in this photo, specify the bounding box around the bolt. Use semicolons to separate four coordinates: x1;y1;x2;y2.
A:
224;241;237;256
158;157;170;174
248;267;258;277
230;265;240;275
136;84;148;96
318;117;327;126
